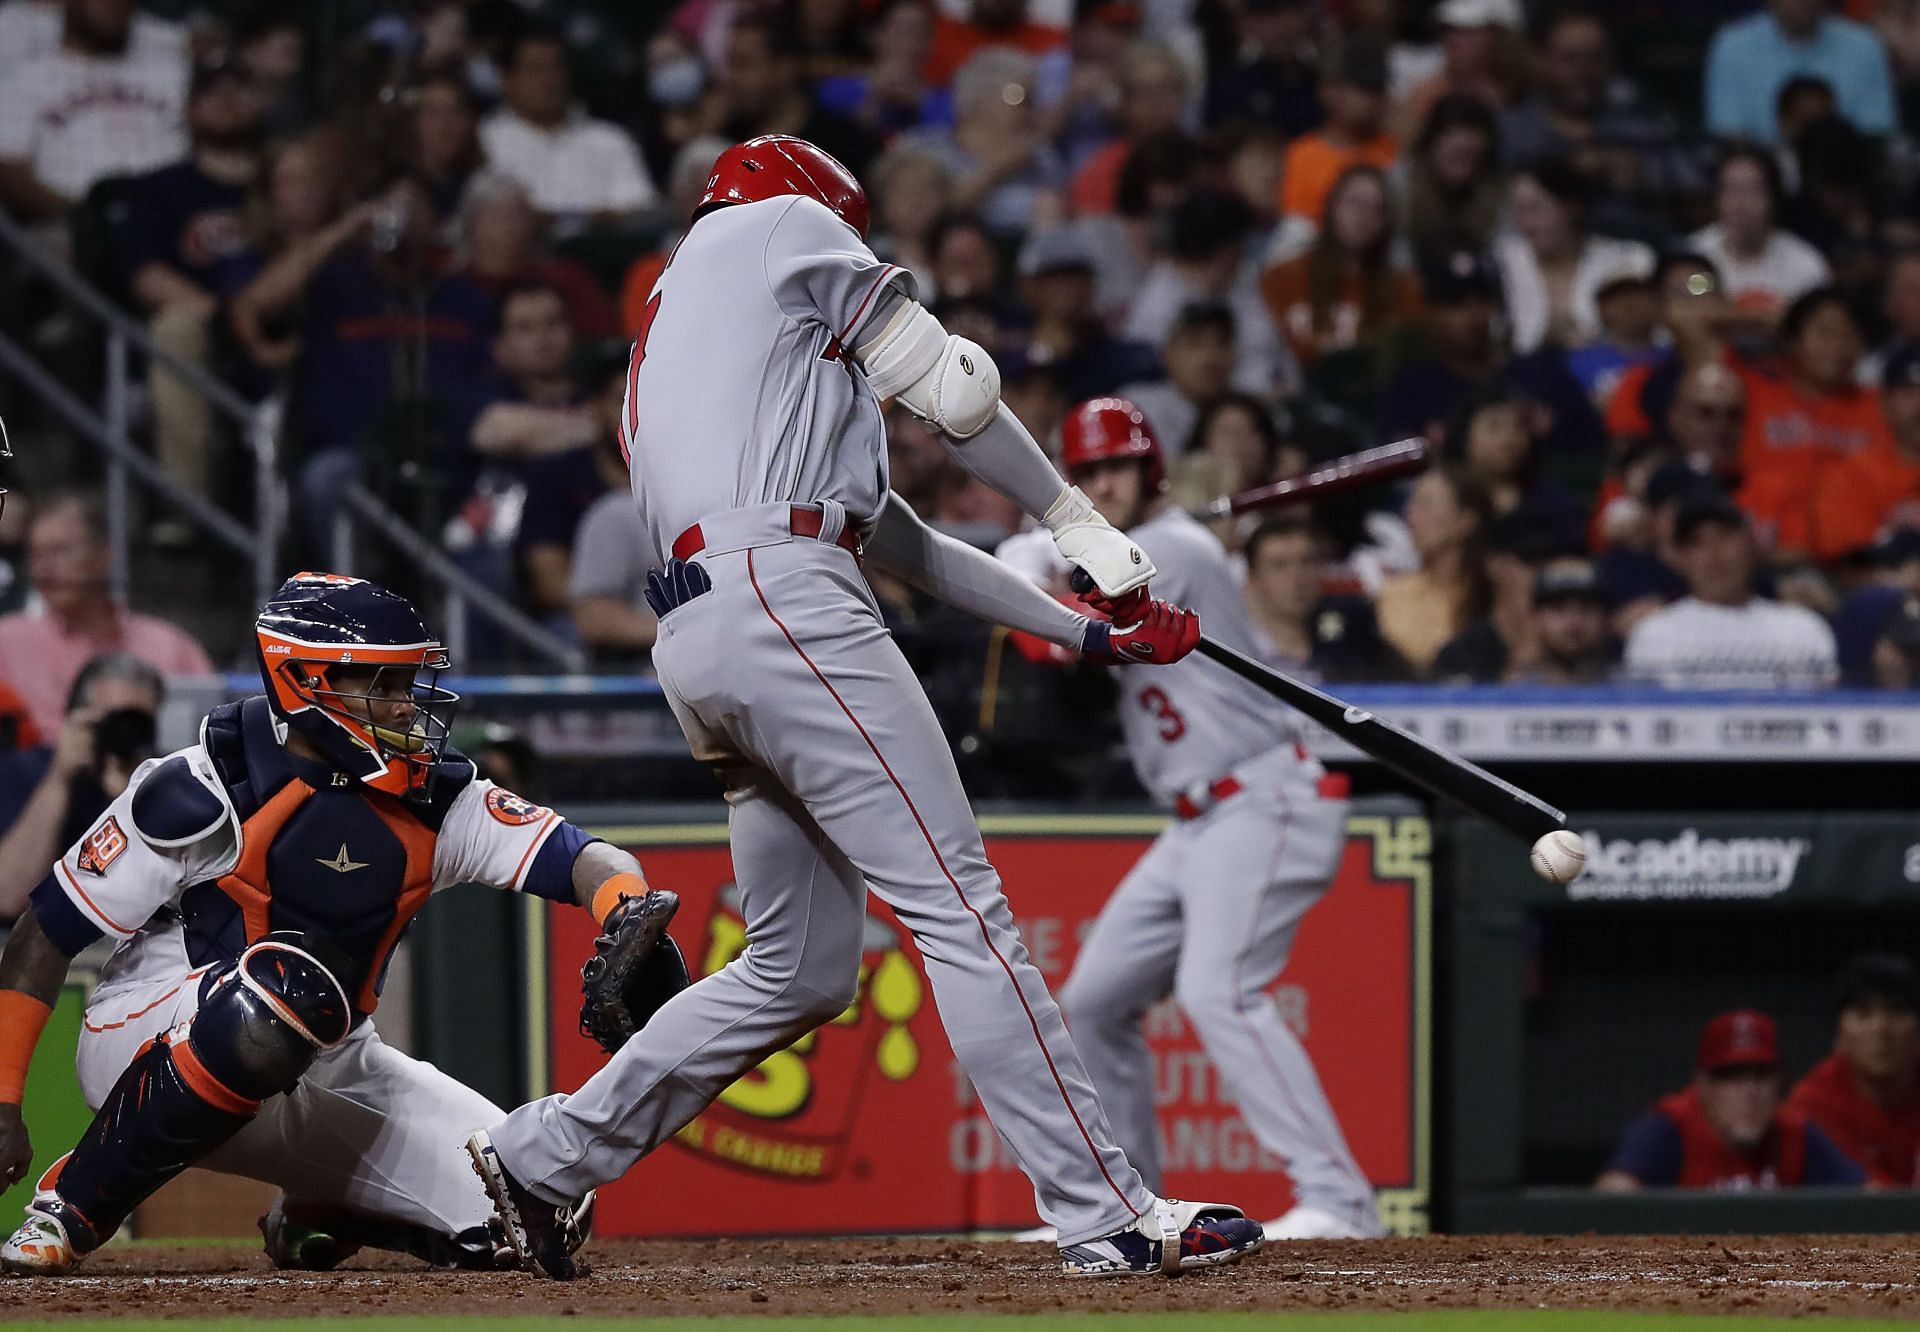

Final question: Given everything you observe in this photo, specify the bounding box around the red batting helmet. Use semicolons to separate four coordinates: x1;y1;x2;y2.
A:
695;135;871;238
1060;397;1167;494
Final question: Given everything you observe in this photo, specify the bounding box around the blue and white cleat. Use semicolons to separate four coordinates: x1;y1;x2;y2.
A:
1059;1196;1263;1277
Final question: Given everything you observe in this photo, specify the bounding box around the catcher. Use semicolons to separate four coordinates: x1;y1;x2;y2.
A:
0;573;687;1276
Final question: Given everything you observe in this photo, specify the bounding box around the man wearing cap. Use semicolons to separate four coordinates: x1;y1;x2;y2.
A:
1018;227;1158;400
1511;558;1618;684
1397;0;1524;137
1789;954;1920;1185
123;55;264;516
1596;1010;1866;1191
1623;495;1837;689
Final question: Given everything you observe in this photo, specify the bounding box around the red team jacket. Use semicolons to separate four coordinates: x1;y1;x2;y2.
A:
1655;1088;1808;1188
1789;1054;1920;1186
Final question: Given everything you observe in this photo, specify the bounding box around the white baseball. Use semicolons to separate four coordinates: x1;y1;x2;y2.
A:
1531;829;1587;884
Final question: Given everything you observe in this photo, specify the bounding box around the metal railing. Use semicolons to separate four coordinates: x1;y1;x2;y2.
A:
0;206;582;667
0;206;281;607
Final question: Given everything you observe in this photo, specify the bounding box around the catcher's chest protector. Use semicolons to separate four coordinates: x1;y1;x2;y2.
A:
181;697;470;1017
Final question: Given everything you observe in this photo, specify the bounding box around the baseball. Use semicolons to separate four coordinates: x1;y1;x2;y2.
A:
1531;829;1587;884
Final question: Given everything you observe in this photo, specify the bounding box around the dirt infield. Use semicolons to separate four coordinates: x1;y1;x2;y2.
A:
3;1234;1919;1322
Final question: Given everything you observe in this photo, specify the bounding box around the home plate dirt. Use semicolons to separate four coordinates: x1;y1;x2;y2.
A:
1;1235;1916;1321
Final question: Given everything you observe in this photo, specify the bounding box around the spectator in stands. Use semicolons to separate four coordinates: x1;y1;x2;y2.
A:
468;282;599;470
1706;0;1896;144
1242;516;1395;681
1397;0;1526;135
927;213;1003;305
1260;165;1422;371
1278;33;1397;226
0;0;182;80
0;0;189;226
1119;301;1238;463
1378;247;1607;461
0;494;211;740
569;477;660;661
1625;494;1838;689
1493;158;1656;355
1444;386;1584;544
0;653;159;921
1869;594;1920;688
1202;0;1322;139
124;56;264;524
519;353;631;625
1876;252;1920;372
1430;516;1564;683
923;0;1065;89
1566;270;1666;414
1509;558;1618;684
905;48;1062;236
480;28;659;231
1077;130;1203;318
223;132;360;379
1178;392;1283;504
1596;1009;1866;1190
870;145;953;292
232;2;308;138
410;70;486;232
711;10;881;181
1667;363;1749;488
1376;465;1496;677
1398;96;1504;271
1776;76;1839;193
1690;149;1831;320
1125;188;1297;396
1601;253;1738;446
1000;351;1068;452
817;0;949;140
1789;953;1920;1185
1498;10;1676;216
1067;42;1191;217
1015;227;1157;401
455;173;619;340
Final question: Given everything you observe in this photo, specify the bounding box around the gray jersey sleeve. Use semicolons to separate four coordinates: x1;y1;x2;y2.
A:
763;197;916;346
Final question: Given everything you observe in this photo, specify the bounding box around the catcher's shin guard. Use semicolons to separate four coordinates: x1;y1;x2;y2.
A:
44;938;351;1254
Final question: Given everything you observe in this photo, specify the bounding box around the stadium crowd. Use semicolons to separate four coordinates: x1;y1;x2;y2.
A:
5;0;1920;699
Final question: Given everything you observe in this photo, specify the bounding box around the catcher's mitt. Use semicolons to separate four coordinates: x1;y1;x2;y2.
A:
579;889;690;1054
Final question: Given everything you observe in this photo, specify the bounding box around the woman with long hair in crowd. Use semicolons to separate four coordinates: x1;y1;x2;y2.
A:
1399;91;1505;266
1375;464;1496;675
1493;156;1655;353
1261;164;1421;370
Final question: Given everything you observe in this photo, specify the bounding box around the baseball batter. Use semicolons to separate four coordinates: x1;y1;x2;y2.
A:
467;136;1264;1279
0;575;617;1276
998;399;1382;1241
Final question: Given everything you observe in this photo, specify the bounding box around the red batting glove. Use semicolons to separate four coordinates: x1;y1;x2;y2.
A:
1077;583;1151;626
1083;600;1201;664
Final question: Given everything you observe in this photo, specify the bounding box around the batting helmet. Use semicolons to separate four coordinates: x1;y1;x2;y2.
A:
1060;397;1167;494
255;573;459;800
695;135;870;238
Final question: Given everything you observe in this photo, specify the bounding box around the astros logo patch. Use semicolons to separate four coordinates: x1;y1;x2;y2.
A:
486;787;549;826
77;817;128;875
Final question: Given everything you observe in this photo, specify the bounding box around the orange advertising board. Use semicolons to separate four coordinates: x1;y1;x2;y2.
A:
546;811;1430;1236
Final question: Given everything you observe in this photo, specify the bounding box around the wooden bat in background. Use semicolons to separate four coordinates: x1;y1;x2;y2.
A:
1195;439;1429;519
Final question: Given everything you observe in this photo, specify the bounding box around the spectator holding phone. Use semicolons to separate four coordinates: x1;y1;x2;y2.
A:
0;653;161;920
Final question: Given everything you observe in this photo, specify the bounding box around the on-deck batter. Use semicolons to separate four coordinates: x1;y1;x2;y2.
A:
997;399;1382;1241
468;136;1264;1280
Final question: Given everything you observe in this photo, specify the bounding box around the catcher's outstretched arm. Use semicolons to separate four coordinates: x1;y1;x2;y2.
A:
572;841;651;924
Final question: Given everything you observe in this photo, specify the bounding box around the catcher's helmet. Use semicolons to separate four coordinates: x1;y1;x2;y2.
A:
1060;397;1168;495
254;573;459;799
695;135;870;238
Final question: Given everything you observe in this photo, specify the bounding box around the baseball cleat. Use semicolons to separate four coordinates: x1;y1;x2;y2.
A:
1;1211;76;1277
1262;1203;1385;1241
259;1197;366;1271
466;1130;579;1280
1059;1196;1263;1277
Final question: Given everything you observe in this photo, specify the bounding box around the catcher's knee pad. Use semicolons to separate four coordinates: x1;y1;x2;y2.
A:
192;934;353;1101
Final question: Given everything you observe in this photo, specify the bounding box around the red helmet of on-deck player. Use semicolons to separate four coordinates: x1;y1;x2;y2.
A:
694;135;871;238
1059;397;1168;494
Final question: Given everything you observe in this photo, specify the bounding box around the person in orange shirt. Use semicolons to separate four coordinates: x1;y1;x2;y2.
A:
1277;35;1397;224
1731;289;1897;561
1260;164;1420;368
1789;954;1920;1186
1794;343;1920;561
923;0;1065;88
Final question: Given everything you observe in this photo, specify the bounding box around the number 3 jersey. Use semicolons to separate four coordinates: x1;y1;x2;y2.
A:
999;507;1313;804
31;695;597;1016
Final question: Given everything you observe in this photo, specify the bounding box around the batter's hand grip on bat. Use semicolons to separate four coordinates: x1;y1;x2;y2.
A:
1192;635;1565;842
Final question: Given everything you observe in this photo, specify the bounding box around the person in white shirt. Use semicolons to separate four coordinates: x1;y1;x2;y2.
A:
1626;494;1838;690
479;28;659;230
0;0;183;79
1492;158;1655;354
1689;148;1830;318
0;0;187;224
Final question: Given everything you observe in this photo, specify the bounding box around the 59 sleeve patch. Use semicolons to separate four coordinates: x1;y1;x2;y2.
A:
485;787;550;827
77;817;129;875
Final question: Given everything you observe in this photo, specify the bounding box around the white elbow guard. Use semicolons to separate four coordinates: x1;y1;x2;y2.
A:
856;300;1001;439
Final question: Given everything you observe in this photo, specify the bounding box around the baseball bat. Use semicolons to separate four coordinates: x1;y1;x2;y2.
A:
1196;439;1429;519
1194;635;1566;842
